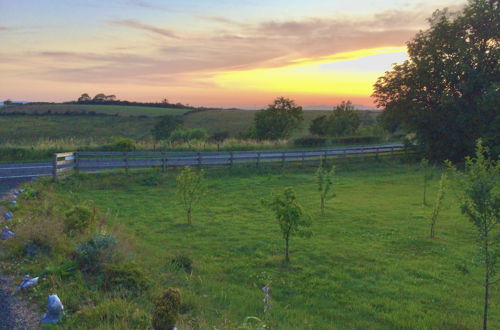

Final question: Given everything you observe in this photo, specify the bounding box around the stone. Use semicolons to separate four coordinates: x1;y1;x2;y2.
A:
41;294;64;324
19;275;39;290
18;189;25;193
1;226;15;240
9;201;17;206
3;211;13;221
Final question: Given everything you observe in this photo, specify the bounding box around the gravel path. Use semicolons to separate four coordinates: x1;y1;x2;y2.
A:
1;179;40;330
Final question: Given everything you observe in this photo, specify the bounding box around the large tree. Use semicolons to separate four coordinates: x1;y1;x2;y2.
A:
309;101;361;137
373;0;499;160
254;97;304;140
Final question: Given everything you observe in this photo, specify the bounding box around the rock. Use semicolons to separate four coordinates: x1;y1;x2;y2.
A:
18;275;39;290
3;212;13;221
9;201;17;206
41;294;64;324
18;189;25;193
1;226;15;240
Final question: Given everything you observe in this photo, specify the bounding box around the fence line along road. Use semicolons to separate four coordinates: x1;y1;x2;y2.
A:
0;144;408;181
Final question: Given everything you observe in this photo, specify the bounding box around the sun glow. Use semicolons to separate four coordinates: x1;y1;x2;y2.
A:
211;47;407;97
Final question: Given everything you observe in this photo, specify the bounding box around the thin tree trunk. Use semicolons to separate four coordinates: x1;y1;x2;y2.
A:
483;236;489;330
320;197;325;215
423;178;427;206
187;209;192;225
285;236;289;262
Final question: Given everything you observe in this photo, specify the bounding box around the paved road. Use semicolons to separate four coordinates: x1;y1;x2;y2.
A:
0;144;403;179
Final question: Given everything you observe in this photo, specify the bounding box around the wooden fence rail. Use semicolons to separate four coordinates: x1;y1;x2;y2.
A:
52;144;409;180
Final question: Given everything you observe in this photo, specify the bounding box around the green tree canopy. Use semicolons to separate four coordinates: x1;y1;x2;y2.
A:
309;101;361;137
373;0;499;160
151;115;183;141
254;97;304;140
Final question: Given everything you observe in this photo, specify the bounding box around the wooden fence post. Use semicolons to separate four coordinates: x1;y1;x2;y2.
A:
281;152;285;168
323;151;328;166
74;152;79;175
301;151;305;168
124;152;129;174
256;152;260;168
375;148;379;161
230;151;234;167
162;152;167;172
198;152;202;167
52;153;58;181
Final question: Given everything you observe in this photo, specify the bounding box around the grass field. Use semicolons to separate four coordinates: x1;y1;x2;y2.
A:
183;109;379;136
0;104;190;116
5;160;497;329
0;116;157;143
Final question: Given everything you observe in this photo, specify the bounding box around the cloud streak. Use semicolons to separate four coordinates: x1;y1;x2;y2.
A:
110;19;179;38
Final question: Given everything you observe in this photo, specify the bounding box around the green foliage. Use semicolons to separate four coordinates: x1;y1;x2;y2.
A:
103;261;149;293
64;204;97;236
420;158;435;206
169;128;208;143
309;101;361;137
373;0;499;161
176;167;206;225
152;288;181;330
429;172;448;239
170;254;193;273
110;137;136;151
253;97;304;140
316;159;336;215
453;140;499;329
263;187;311;262
151;115;183;141
74;298;151;329
293;136;327;147
75;232;118;273
22;187;40;200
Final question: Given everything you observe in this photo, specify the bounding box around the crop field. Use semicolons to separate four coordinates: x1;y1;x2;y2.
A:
0;104;190;116
5;161;497;329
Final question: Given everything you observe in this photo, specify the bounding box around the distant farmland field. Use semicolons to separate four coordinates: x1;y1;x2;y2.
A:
0;116;156;143
0;103;190;116
183;109;379;136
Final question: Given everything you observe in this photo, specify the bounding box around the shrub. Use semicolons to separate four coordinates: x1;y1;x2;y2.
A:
152;288;181;330
75;233;117;273
330;135;381;145
64;204;97;236
170;255;193;273
103;261;149;293
109;137;136;151
293;136;327;147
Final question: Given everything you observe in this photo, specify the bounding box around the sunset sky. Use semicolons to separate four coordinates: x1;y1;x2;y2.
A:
0;0;464;108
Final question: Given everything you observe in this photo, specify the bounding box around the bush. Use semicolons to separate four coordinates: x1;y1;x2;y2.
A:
64;204;97;236
293;136;327;147
109;137;136;151
170;128;208;143
170;255;193;273
75;233;117;273
103;261;149;292
330;135;381;145
152;288;181;330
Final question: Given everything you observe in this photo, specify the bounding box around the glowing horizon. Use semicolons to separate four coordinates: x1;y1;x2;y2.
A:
0;0;464;108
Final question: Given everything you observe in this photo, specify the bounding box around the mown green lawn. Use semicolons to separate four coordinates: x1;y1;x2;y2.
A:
56;161;498;329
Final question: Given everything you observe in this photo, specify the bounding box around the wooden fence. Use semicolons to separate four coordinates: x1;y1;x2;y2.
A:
52;144;409;180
